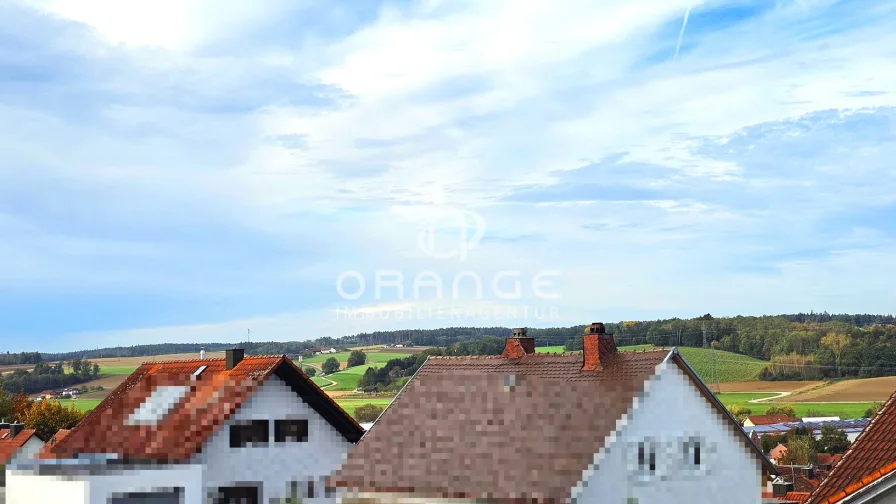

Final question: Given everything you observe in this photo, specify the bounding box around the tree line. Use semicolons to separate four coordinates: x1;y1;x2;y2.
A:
1;358;101;395
12;311;896;382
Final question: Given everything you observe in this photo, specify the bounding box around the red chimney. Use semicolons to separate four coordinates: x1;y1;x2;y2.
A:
502;328;536;358
582;322;616;372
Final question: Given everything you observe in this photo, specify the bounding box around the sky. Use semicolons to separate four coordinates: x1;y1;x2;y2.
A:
1;0;895;352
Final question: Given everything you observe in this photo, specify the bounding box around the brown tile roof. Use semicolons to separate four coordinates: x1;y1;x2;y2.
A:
37;429;71;458
816;453;843;468
0;429;40;464
46;355;363;462
329;348;774;503
775;466;822;493
807;387;896;504
748;414;799;425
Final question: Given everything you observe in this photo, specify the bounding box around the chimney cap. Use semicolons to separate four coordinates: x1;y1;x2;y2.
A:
512;327;529;338
585;322;606;335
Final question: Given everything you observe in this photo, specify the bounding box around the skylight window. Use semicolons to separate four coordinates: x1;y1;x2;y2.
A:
126;385;190;426
193;365;208;377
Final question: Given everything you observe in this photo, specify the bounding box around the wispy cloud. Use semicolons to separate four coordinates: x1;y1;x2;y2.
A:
2;0;896;350
674;6;691;60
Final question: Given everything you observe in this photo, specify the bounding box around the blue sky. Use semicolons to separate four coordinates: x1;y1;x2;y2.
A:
2;0;895;352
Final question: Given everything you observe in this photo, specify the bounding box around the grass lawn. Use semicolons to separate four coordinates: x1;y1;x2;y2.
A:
52;398;102;412
335;398;395;419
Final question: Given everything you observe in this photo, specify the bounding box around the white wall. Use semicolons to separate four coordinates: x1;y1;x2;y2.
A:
88;465;204;504
13;436;44;462
6;471;89;504
574;361;766;504
6;464;203;504
199;375;354;503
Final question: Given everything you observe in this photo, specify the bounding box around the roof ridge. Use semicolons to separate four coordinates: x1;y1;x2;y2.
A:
142;354;285;365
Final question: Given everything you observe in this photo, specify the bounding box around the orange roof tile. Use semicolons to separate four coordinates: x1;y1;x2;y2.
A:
747;414;798;425
807;387;896;503
782;491;812;503
47;355;363;462
0;429;40;464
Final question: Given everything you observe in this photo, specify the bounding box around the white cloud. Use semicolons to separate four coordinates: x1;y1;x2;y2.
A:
4;0;896;347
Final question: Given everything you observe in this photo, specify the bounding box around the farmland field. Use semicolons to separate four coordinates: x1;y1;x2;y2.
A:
303;351;410;366
52;398;103;412
324;364;377;391
714;393;873;420
717;381;824;393
787;376;896;402
334;398;395;419
537;344;766;383
715;392;779;404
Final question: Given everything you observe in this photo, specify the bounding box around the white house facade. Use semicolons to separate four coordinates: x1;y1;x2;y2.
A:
6;351;363;504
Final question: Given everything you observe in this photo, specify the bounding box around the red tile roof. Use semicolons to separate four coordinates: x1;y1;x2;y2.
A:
46;355;363;462
747;414;799;425
329;348;774;503
807;387;896;503
781;491;812;503
775;466;823;493
0;429;40;464
38;429;71;458
817;453;843;468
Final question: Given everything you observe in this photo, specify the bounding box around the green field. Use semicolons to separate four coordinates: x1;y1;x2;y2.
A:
324;364;377;391
334;398;395;419
98;366;140;375
714;393;872;420
52;399;103;412
311;377;331;387
302;351;410;366
715;392;779;404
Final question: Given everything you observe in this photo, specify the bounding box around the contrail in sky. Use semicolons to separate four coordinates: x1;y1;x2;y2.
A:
674;6;692;60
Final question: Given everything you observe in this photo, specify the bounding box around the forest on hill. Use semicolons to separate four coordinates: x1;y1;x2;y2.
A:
13;312;896;381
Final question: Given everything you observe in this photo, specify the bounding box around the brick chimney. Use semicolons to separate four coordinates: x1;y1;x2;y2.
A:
502;328;536;358
582;322;617;372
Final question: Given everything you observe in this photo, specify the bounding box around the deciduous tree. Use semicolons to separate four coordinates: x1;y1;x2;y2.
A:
818;425;850;454
321;357;340;375
346;350;367;368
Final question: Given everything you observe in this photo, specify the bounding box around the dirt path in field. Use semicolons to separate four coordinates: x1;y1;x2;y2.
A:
717;381;824;393
302;362;336;389
749;392;791;403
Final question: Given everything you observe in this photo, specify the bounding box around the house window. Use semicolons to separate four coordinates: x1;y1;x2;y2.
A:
275;419;309;443
682;436;705;474
634;440;658;479
230;420;269;448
